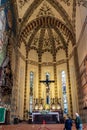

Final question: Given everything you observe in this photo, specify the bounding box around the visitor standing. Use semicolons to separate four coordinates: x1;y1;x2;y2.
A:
75;113;83;130
64;115;72;130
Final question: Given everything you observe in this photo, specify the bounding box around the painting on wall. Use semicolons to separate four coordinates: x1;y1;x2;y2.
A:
80;55;87;109
0;0;15;65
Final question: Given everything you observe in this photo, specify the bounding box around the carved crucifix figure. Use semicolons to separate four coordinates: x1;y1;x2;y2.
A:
40;74;55;104
40;74;55;92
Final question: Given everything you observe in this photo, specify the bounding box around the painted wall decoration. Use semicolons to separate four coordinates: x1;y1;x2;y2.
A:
0;0;14;65
80;55;87;109
0;8;6;52
0;1;7;65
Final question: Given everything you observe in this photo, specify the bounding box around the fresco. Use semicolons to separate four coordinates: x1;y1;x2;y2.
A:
80;55;87;109
0;0;13;66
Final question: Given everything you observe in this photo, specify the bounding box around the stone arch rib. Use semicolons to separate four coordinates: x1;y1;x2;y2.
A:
18;0;74;35
18;16;75;46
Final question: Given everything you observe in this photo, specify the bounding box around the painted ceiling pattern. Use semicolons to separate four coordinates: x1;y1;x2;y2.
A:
17;0;75;22
0;0;87;66
28;28;64;53
36;2;54;17
14;0;76;57
0;0;86;68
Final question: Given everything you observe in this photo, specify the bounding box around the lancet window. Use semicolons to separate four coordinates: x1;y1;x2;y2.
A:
61;71;68;114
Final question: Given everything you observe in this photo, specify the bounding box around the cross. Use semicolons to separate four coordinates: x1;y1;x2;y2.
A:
40;74;55;104
40;74;55;92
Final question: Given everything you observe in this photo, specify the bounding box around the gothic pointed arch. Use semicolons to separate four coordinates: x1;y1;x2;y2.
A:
18;0;75;35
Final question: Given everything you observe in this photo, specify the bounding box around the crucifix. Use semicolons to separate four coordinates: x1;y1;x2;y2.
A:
40;74;55;104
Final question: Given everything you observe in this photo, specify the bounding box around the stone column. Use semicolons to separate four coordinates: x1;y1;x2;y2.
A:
73;46;83;117
23;48;28;120
66;48;73;117
10;47;19;123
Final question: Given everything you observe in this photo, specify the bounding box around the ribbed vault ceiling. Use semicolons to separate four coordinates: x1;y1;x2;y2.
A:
14;0;76;56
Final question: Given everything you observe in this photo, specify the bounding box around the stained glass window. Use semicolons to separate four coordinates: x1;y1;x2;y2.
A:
61;71;68;114
29;71;34;113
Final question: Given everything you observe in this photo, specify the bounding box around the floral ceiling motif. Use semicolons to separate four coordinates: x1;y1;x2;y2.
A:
28;27;65;54
37;2;54;17
59;0;70;6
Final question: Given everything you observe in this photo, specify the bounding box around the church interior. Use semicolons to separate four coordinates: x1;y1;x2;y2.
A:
0;0;87;126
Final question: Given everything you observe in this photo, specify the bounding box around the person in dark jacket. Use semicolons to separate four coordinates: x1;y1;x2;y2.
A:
64;115;72;130
75;113;82;130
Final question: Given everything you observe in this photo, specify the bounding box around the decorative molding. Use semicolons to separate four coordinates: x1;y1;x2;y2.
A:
23;50;28;119
28;59;67;66
14;48;74;67
72;0;76;29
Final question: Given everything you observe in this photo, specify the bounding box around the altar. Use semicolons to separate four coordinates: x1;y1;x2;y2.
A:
32;111;59;124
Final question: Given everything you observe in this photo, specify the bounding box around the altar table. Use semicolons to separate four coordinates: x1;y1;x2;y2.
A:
32;112;59;124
